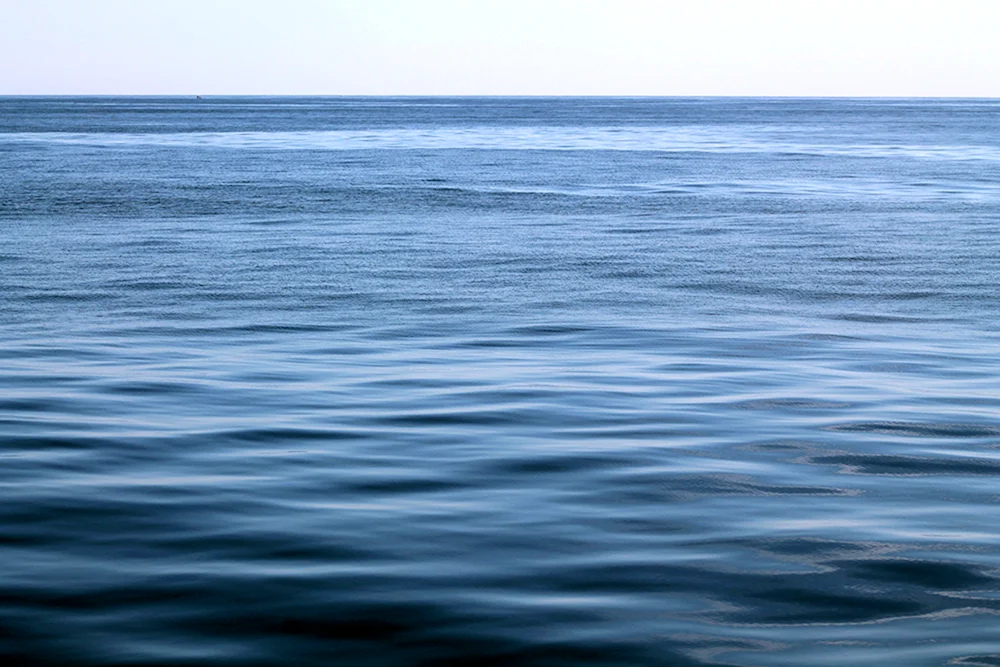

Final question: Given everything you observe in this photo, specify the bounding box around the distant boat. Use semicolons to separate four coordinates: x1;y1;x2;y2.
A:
196;95;203;100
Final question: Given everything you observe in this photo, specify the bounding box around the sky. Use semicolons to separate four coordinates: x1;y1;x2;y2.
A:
2;0;999;97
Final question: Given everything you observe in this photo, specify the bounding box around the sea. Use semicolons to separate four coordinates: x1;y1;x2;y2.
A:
2;96;1000;666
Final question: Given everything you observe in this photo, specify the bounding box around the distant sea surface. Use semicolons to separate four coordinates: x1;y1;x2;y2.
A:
3;97;1000;666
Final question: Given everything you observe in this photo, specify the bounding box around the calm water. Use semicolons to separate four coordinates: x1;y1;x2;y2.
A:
2;97;1000;666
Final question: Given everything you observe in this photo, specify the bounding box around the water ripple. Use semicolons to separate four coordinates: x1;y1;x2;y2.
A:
3;96;1000;666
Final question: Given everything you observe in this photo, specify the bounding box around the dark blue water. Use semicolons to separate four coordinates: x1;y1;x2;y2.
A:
2;96;1000;666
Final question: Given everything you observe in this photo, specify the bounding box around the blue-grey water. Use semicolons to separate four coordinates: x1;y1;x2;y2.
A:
2;96;1000;666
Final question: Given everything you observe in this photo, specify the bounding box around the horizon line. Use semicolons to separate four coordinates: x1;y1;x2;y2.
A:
3;94;1000;100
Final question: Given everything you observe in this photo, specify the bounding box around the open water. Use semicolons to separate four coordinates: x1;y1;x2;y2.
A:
2;96;1000;666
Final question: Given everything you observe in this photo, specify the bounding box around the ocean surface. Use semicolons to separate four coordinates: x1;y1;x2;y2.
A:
2;96;1000;666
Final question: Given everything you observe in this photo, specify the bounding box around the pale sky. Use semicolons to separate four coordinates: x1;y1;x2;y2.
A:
2;0;999;96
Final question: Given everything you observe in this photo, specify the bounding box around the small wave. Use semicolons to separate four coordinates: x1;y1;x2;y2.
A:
824;421;1000;438
809;453;1000;476
727;398;853;411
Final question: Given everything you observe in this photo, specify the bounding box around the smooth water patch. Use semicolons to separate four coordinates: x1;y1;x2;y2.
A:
5;126;1000;162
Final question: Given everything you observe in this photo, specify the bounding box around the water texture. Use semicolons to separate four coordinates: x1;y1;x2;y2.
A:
2;96;1000;666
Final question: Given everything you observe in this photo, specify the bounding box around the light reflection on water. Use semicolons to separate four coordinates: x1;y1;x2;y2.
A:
5;125;1000;163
